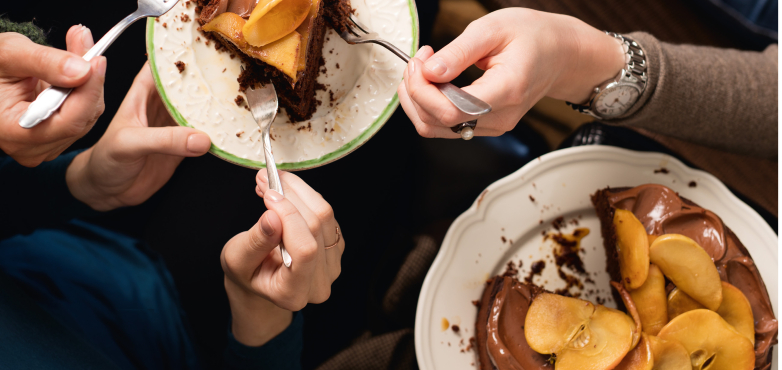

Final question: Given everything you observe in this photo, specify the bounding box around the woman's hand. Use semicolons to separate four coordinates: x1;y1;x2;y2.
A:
221;169;343;346
398;8;626;138
0;26;106;166
65;63;212;211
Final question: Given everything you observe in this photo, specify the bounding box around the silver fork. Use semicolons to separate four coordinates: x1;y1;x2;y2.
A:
339;14;491;139
19;0;181;129
246;84;293;268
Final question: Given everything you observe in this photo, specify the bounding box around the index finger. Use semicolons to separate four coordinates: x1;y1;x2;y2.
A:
0;32;92;86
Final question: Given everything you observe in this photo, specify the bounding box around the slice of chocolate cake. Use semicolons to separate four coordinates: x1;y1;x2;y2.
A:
196;0;351;121
591;184;777;370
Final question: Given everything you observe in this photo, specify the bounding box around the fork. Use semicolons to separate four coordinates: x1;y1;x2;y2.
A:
19;0;181;129
245;84;293;268
339;14;491;139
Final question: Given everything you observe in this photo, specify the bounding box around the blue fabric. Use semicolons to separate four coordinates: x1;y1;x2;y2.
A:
0;152;304;369
0;219;200;370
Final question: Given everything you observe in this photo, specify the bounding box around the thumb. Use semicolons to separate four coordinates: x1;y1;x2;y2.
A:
223;210;283;280
421;25;499;83
110;126;211;161
0;32;92;87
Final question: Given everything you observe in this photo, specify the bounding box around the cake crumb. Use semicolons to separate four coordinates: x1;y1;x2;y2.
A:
174;61;186;73
503;261;518;277
471;300;480;307
501;236;506;243
451;325;460;334
155;18;159;22
551;216;565;231
230;54;236;59
523;260;545;283
234;95;244;106
529;195;536;202
222;68;226;73
196;36;201;42
181;14;190;22
654;167;669;174
162;22;167;28
236;131;244;138
688;181;697;188
335;63;340;69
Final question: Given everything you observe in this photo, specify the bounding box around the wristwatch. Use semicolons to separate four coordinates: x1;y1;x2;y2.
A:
567;32;648;119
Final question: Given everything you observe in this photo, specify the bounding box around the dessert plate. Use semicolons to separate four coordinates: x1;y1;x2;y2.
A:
146;0;418;169
414;146;778;370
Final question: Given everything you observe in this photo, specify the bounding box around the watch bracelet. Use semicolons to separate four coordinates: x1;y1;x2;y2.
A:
566;32;648;117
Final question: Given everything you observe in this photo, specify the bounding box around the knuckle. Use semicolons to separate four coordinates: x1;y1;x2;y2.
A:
298;240;319;263
312;286;331;304
413;122;434;138
314;203;334;223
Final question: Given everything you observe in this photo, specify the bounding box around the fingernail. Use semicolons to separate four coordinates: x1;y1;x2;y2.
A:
81;26;94;49
265;189;283;202
257;172;268;183
424;57;446;75
260;213;275;236
187;134;211;153
409;58;416;73
96;57;107;78
63;57;91;79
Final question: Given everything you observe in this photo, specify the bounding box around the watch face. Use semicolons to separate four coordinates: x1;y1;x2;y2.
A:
594;84;640;118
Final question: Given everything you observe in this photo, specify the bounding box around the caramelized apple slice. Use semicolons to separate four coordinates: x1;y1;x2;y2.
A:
649;234;722;311
647;336;690;370
556;306;635;370
716;282;755;345
667;287;705;320
525;294;634;370
631;264;668;336
658;309;754;370
243;0;311;46
668;282;755;345
246;0;285;23
613;209;649;289
202;13;301;82
611;281;642;349
614;334;653;370
525;293;594;354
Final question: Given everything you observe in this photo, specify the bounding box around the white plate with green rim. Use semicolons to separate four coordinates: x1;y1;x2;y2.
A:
146;0;418;170
415;146;778;370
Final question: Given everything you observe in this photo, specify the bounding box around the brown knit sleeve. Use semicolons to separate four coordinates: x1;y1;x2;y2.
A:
605;32;778;158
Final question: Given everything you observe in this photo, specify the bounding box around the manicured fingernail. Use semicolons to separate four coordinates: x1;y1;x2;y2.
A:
265;189;283;202
187;133;211;153
260;213;275;236
63;57;91;79
81;26;94;49
424;57;446;75
409;58;416;73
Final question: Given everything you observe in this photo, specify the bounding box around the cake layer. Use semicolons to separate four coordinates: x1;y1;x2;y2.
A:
591;184;777;370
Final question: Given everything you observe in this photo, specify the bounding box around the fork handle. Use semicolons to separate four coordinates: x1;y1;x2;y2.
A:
19;10;145;129
262;130;293;268
369;40;492;117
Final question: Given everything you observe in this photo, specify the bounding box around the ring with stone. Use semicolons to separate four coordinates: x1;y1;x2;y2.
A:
450;119;477;140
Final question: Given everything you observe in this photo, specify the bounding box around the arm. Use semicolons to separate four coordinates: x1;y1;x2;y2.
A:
606;33;777;157
399;8;778;157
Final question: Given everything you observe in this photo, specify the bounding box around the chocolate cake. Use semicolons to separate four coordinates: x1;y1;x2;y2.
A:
196;0;351;121
475;184;777;370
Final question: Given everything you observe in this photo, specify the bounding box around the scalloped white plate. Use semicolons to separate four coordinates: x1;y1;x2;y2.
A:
146;0;418;169
414;146;778;370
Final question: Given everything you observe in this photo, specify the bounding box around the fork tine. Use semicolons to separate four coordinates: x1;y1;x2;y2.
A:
348;14;371;34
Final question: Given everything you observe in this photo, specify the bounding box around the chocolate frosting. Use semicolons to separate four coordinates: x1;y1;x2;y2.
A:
607;184;778;369
227;0;260;18
199;0;259;24
485;278;551;370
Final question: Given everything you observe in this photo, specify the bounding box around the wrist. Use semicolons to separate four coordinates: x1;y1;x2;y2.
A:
65;148;105;210
549;22;626;103
225;277;293;347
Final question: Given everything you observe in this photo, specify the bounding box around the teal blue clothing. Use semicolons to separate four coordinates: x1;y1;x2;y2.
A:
0;151;303;369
